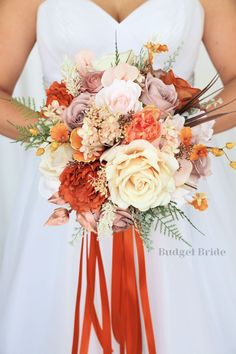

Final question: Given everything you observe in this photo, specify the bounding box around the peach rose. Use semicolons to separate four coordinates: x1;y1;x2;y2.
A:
101;140;179;211
101;63;139;87
75;49;95;75
95;79;142;114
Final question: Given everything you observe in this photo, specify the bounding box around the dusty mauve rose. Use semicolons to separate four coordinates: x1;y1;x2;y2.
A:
46;81;73;107
59;161;107;213
62;92;93;130
81;71;103;93
141;73;178;114
190;156;212;183
160;70;201;110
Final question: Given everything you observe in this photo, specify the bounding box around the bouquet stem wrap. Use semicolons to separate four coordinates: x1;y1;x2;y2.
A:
72;229;156;354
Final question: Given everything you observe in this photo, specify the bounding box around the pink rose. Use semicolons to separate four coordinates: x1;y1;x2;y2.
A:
62;92;93;130
95;79;142;114
81;71;103;93
102;63;140;87
141;73;178;114
75;49;95;75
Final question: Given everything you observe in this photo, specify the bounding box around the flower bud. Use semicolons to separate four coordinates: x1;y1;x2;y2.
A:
36;147;45;156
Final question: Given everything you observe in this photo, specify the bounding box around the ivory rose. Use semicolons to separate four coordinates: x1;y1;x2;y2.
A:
101;140;179;211
95;79;142;114
101;63;139;87
92;50;135;71
39;144;74;198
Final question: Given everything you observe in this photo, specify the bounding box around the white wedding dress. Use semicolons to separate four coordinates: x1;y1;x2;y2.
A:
0;0;236;353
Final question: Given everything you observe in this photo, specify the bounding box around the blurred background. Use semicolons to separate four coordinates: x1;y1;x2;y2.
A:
0;44;235;244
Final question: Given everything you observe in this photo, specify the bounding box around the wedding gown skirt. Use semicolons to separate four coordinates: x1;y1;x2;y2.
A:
1;0;236;353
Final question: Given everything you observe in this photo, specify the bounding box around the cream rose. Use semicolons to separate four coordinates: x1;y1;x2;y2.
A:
95;79;142;114
101;140;179;211
39;144;74;198
92;50;135;71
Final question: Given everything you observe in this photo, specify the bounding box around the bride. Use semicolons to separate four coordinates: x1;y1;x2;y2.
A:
0;0;236;353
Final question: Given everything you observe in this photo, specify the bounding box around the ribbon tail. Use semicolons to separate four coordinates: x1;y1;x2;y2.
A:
72;238;84;354
111;232;125;354
135;230;157;354
123;228;142;354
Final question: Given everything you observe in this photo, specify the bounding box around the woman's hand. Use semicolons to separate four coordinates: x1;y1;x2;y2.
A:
201;0;236;133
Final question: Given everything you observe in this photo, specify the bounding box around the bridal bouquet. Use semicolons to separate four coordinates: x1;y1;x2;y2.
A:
12;41;235;248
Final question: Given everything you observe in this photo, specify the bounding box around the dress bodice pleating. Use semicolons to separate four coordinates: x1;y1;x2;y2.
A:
37;0;204;85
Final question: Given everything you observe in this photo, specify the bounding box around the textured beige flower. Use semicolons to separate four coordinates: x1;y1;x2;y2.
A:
101;140;179;211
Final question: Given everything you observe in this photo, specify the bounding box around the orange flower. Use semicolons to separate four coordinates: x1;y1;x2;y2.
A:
125;106;161;143
160;70;201;110
145;42;168;63
46;81;73;107
70;128;97;162
180;127;193;147
59;161;108;213
190;193;208;211
50;123;69;143
190;144;208;161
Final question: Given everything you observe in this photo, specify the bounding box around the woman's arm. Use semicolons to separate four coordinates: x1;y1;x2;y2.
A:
0;0;42;139
201;0;236;133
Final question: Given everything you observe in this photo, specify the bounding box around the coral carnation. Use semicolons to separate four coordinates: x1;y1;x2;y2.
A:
46;81;74;107
59;161;108;213
125;106;161;143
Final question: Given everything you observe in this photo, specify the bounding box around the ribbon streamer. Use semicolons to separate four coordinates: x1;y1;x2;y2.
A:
72;228;156;354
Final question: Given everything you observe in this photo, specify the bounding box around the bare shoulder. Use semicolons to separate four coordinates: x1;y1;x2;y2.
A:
199;0;236;85
0;0;44;94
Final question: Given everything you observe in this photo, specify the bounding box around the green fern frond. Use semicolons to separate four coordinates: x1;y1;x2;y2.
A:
169;202;205;236
11;97;40;120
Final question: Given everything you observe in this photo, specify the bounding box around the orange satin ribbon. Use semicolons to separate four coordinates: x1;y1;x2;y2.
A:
72;228;156;354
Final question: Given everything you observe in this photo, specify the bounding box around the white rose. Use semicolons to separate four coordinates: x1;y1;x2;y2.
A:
92;50;135;71
101;139;179;211
39;144;74;198
95;79;142;114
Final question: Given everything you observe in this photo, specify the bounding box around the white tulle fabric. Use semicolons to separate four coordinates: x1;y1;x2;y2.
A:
0;0;236;353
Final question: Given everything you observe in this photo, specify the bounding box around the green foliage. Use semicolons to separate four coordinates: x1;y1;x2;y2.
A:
115;32;120;66
163;43;183;71
11;97;40;120
131;202;204;251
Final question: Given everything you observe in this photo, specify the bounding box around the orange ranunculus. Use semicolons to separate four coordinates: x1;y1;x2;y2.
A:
59;161;107;213
190;144;208;161
160;70;201;110
46;81;74;107
70;128;97;162
125;106;161;143
50;123;69;143
190;193;208;211
180;127;193;147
